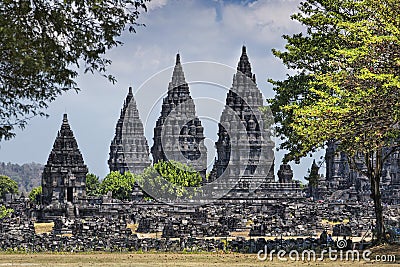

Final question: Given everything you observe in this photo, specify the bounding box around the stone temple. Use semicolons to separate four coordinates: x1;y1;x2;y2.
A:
313;141;400;204
108;87;151;174
41;114;88;218
151;54;207;179
208;46;276;197
1;46;399;252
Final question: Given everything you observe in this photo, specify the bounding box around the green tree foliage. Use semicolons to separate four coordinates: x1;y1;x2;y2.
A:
0;0;149;141
136;160;203;201
28;186;42;204
0;175;18;199
86;173;101;196
99;171;136;201
0;205;13;219
269;0;399;242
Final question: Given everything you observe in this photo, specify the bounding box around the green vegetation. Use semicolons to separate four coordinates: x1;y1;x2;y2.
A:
269;0;400;243
0;175;18;199
86;173;101;196
0;205;13;219
28;186;42;204
137;160;203;200
0;0;149;141
99;171;136;201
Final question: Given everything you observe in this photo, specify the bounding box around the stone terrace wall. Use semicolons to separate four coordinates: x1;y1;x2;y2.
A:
1;200;399;252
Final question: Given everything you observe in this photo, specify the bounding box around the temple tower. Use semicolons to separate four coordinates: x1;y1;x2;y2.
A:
209;46;275;190
151;54;207;178
325;141;352;190
108;87;151;174
41;114;88;206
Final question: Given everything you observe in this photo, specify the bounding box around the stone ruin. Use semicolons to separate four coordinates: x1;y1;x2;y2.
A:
1;46;399;252
1;196;399;252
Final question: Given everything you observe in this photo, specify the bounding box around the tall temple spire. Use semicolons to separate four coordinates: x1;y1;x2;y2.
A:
209;46;274;189
151;53;207;179
108;87;151;174
170;53;186;89
41;114;88;206
237;45;254;81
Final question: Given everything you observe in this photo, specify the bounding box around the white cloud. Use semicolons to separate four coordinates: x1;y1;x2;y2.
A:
146;0;168;11
221;0;302;46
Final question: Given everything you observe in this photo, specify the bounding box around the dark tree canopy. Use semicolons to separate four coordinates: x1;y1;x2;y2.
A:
0;0;149;141
0;175;18;199
28;186;42;204
86;173;101;196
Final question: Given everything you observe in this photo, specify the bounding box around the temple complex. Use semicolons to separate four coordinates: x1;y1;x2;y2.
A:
151;54;207;178
108;87;151;174
1;47;399;252
41;114;88;219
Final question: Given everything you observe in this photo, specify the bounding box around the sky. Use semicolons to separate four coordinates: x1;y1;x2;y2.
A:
0;0;324;181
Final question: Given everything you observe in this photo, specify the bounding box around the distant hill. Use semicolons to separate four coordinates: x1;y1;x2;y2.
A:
0;162;43;194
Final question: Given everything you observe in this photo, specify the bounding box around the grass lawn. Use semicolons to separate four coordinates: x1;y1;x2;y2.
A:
0;245;398;267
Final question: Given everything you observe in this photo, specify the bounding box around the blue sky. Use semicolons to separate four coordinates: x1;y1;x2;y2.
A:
0;0;324;180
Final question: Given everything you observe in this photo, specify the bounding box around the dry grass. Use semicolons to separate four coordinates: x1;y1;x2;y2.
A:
229;230;250;237
34;222;54;234
135;232;163;239
370;244;400;256
321;218;350;226
0;252;397;267
126;223;138;233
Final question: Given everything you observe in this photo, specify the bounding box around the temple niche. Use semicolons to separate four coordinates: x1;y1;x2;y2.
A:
108;87;151;174
208;46;275;190
41;114;88;218
151;54;207;179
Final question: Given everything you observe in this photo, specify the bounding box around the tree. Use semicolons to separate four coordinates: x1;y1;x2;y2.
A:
136;160;203;201
99;171;136;200
0;205;13;219
269;0;399;243
0;0;149;141
86;173;101;196
0;175;18;199
28;186;42;204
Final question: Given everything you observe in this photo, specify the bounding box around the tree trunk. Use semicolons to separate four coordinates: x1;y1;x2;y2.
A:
370;174;385;243
365;150;386;244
